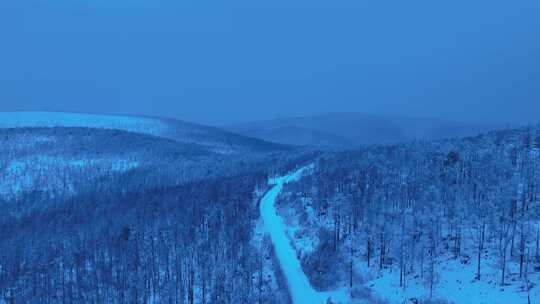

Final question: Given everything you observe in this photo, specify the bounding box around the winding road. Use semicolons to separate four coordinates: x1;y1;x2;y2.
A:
260;166;323;304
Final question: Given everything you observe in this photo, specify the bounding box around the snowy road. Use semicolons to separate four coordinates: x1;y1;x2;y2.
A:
260;166;323;304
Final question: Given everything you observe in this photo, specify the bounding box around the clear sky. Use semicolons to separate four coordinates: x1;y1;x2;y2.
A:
1;0;539;125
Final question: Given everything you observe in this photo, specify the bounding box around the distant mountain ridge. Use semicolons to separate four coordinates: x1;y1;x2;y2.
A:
225;113;504;147
0;111;287;154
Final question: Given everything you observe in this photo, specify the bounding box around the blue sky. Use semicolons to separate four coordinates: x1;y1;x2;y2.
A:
1;0;539;124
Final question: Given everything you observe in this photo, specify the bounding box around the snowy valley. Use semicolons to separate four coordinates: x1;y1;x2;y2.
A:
0;113;539;304
3;1;539;302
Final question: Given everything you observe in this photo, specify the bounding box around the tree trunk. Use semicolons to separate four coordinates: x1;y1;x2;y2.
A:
501;246;507;286
476;220;485;281
379;234;385;270
367;239;372;268
519;223;526;278
536;228;540;261
349;236;354;294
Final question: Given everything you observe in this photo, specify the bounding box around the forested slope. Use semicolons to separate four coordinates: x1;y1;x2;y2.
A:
3;112;536;303
0;125;312;303
277;125;540;303
1;172;266;303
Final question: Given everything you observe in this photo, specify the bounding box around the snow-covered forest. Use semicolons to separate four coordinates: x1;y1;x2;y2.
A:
276;125;540;303
1;117;539;303
3;0;539;302
0;125;310;303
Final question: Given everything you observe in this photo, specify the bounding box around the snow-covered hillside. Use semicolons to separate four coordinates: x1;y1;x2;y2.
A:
279;192;540;303
0;112;287;154
0;111;169;137
0;156;139;201
0;127;221;202
271;126;540;303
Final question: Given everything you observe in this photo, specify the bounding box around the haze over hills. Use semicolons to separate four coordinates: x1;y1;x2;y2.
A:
225;113;506;147
0;111;287;154
0;111;509;151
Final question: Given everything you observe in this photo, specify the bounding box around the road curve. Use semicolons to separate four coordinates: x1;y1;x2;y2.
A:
260;166;323;304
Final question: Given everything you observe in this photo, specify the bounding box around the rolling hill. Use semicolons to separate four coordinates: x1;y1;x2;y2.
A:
0;111;287;154
0;111;291;203
225;113;504;147
0;127;217;201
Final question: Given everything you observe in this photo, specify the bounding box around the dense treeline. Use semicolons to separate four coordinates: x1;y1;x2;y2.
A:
0;127;301;202
0;127;314;303
0;166;289;303
0;170;268;303
283;126;540;300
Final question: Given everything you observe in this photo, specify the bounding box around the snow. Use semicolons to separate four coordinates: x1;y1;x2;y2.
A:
282;207;318;258
110;159;140;171
275;172;540;304
261;166;324;304
361;252;540;304
261;165;352;303
0;156;140;200
0;111;169;137
1;160;35;197
252;216;280;295
319;288;352;304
